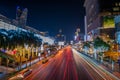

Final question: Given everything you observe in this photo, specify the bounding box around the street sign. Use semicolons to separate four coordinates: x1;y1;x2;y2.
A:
58;41;64;46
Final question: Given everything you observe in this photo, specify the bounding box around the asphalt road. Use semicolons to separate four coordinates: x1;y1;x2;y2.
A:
24;46;117;80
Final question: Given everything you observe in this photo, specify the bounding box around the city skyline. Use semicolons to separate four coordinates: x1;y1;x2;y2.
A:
0;0;85;41
1;0;120;80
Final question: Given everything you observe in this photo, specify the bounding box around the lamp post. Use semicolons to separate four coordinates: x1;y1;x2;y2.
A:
20;55;21;70
5;57;9;74
113;15;120;72
30;48;32;67
115;32;120;72
38;52;41;61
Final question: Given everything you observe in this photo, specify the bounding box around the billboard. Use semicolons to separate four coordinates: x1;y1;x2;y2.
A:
114;15;120;31
115;32;120;44
103;16;115;28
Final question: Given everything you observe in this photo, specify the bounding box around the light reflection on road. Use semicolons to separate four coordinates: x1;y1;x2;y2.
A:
23;46;118;80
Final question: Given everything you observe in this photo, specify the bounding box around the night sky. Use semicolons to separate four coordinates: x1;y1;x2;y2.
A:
0;0;85;41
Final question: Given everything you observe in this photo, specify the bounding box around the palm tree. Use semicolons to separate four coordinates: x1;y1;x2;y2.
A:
0;28;42;68
83;41;91;54
93;37;110;62
0;29;10;66
94;37;110;52
0;29;9;49
8;30;19;49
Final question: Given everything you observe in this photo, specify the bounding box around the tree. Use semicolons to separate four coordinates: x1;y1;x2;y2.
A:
83;41;90;48
83;41;91;54
0;28;42;67
94;37;110;52
0;29;9;49
93;37;110;62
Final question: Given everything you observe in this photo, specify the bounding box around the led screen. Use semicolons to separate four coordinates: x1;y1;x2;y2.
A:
103;16;115;28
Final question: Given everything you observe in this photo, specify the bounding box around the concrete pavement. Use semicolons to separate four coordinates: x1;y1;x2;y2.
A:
0;66;15;79
79;50;120;79
0;56;45;80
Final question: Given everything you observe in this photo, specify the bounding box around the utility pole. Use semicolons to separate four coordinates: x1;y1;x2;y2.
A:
115;15;120;72
84;16;87;41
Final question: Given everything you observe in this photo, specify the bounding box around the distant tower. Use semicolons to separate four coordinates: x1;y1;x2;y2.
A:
56;29;64;42
59;29;62;33
16;6;28;28
74;28;81;42
16;6;22;21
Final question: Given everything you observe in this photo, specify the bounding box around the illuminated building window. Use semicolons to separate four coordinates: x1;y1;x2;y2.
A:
91;4;94;9
115;3;118;6
116;2;120;6
88;23;92;28
113;7;119;11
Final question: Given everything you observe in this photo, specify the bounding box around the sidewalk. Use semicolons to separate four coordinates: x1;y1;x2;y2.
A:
0;66;15;79
14;53;57;71
80;51;120;79
0;49;59;80
0;57;43;80
100;61;120;79
15;57;40;71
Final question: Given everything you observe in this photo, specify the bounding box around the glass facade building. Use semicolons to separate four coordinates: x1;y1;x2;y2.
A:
84;0;120;39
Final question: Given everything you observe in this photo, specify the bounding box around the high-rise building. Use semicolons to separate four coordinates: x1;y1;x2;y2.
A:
0;14;17;30
99;0;120;15
16;6;28;28
84;0;120;39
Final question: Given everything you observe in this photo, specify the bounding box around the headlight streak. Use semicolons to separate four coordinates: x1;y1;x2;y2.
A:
23;46;119;80
72;48;119;80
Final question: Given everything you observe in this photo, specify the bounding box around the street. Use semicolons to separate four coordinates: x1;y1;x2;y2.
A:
1;0;120;80
24;46;117;80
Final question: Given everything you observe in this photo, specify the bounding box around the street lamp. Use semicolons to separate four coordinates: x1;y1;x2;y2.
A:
115;31;120;72
38;52;41;61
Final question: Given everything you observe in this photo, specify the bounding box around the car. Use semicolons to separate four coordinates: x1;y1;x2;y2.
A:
9;69;32;80
51;54;55;57
8;74;24;80
20;69;32;77
42;58;48;64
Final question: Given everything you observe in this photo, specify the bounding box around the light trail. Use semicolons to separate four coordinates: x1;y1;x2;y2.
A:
21;46;120;80
72;48;119;80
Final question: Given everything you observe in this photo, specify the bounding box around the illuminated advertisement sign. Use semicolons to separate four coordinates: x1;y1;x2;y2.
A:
115;32;120;44
115;15;120;31
103;16;115;28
